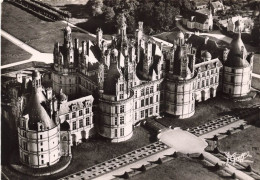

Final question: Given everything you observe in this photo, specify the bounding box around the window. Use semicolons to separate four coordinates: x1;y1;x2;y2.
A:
86;117;90;126
156;95;158;102
149;107;153;115
157;84;159;91
215;77;218;83
40;135;42;139
86;108;89;114
141;110;144;118
120;128;124;136
65;114;69;120
141;89;144;96
146;98;149;106
141;99;144;107
156;106;158;113
211;77;213;84
150;96;153;104
211;69;214;74
41;155;44;158
23;131;27;138
119;94;123;100
42;160;44;164
120;116;124;124
120;84;124;91
150;86;154;93
73;122;76;130
135;91;137;98
72;112;76;118
79;119;83;128
41;148;43;152
24;155;29;163
115;129;118;137
135;112;137;120
23;142;28;151
115;106;118;114
135;102;137;109
79;110;82;116
231;76;234;83
120;105;124;113
69;79;71;83
198;74;200;78
207;71;209;76
114;117;118;125
146;87;149;95
202;80;205;87
206;79;209;86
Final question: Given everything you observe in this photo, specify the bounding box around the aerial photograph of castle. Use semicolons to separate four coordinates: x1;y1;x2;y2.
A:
1;0;260;179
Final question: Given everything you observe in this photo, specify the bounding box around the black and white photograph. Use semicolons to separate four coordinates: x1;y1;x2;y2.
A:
1;0;260;179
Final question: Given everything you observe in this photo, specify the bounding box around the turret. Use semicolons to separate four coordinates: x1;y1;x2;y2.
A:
74;38;79;67
118;13;127;40
64;24;72;48
32;70;42;92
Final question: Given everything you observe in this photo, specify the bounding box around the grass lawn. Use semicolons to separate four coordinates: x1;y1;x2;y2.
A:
252;77;260;90
1;37;32;65
218;126;260;171
1;126;156;180
1;2;96;54
130;157;232;180
157;93;260;129
253;54;260;74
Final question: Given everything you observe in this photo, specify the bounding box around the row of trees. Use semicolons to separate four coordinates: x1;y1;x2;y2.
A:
85;0;191;34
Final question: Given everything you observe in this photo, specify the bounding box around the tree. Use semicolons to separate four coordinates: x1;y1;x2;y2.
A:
103;6;115;23
87;0;104;16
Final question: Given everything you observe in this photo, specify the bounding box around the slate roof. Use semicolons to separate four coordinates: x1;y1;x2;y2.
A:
103;62;121;95
225;33;249;68
59;95;94;115
183;9;210;24
186;34;223;59
24;89;56;131
194;58;223;71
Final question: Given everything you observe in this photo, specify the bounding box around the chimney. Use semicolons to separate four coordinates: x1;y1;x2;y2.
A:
82;41;86;54
46;87;53;100
74;38;79;50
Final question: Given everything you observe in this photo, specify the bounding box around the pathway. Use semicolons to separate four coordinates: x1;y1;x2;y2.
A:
1;30;53;69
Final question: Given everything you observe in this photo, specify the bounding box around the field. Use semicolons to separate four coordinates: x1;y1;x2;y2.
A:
1;37;32;65
1;2;96;54
218;126;260;171
130;156;232;180
1;126;156;180
157;93;260;129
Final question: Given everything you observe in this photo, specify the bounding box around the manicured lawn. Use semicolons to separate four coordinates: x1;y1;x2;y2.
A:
252;77;260;90
1;37;32;65
157;93;260;129
218;126;260;171
1;2;96;53
130;157;232;180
